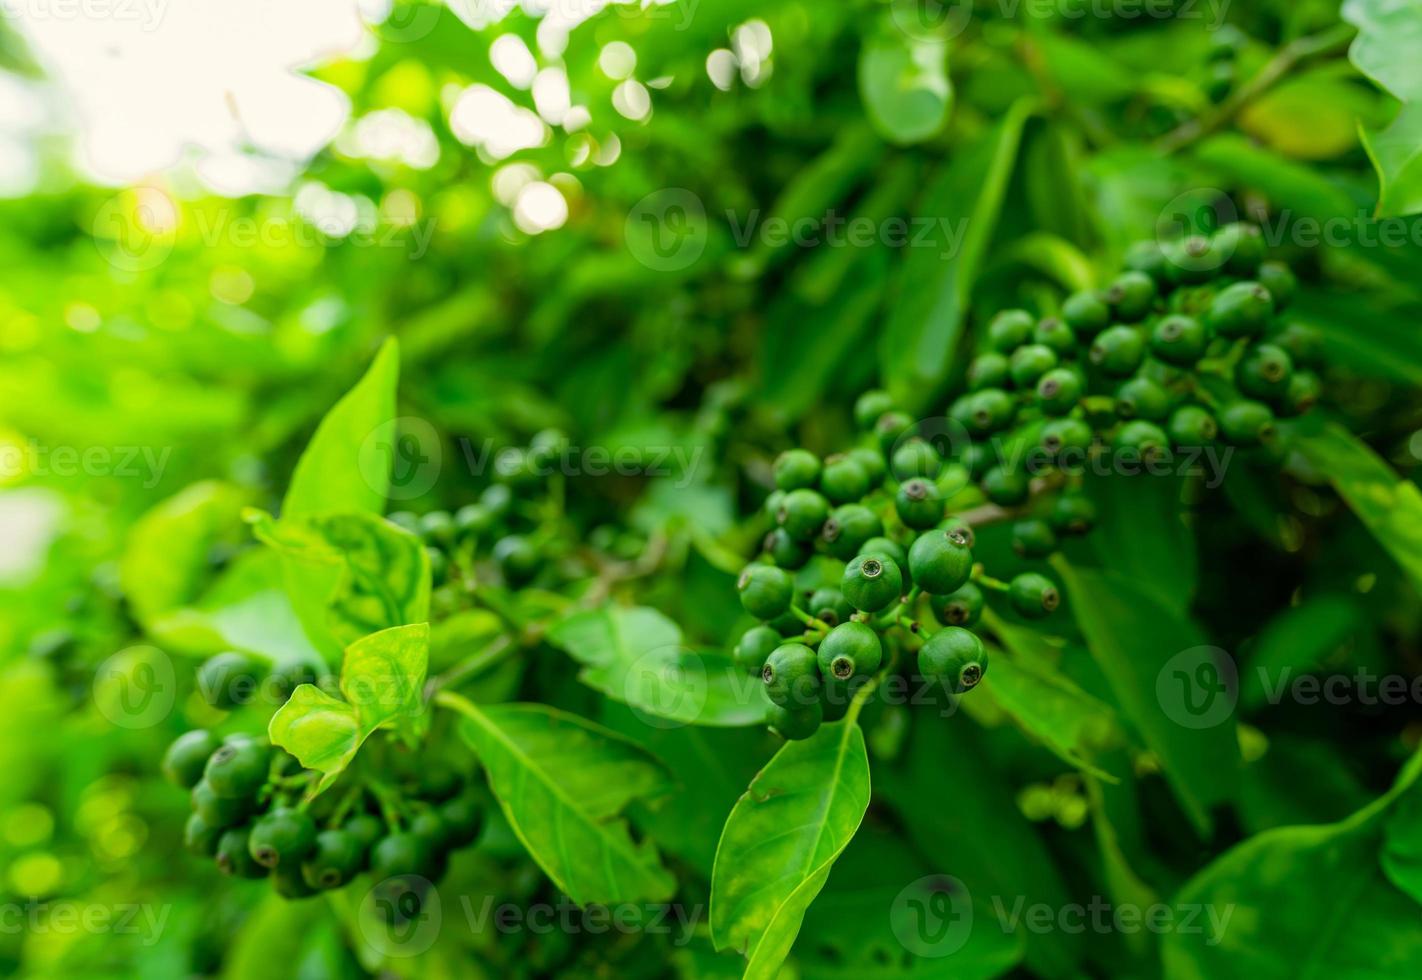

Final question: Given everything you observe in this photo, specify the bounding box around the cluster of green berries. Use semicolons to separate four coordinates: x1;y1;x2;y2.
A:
954;222;1318;487
193;650;322;709
387;429;573;590
163;729;483;900
733;438;1062;741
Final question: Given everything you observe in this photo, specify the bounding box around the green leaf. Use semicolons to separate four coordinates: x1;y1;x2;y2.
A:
1052;560;1240;835
268;685;363;789
1361;101;1422;217
1163;752;1422;978
1382;776;1422;902
1344;0;1422;101
548;604;769;727
881;98;1034;407
1084;470;1198;614
452;699;677;905
268;623;429;792
253;510;431;656
858;31;951;145
119;481;247;631
1240;596;1365;709
1193;133;1356;221
710;721;871;975
283;337;399;519
1284;416;1422;595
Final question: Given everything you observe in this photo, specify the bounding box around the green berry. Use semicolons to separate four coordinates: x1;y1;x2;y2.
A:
773;449;821;491
409;811;452;853
1036;368;1084;416
1062;290;1111;337
1167;405;1219;445
1010;344;1059;387
1011;519;1058;559
418;510;455;544
734;625;782;673
185;812;222;857
918;627;989;693
1115;377;1170;421
891;438;942;481
1010;573;1061;619
808;588;853;627
768;700;823;741
908;528;973;595
842;554;904;613
1105;271;1157;321
822;504;884;561
1206;281;1274;338
895;479;944;529
191;780;253;829
981;466;1030;506
847;447;888;487
967;352;1010;391
817;622;883;681
216;825;268;879
344;814;385;856
761;643;821;707
763;527;812;570
1033;316;1077;355
820;454;871;504
1219;400;1276;445
439;793;483;847
1124;240;1170;283
737;564;794;620
268;662;320;702
1235;343;1294;400
479;483;513;518
854;390;896;431
1151;314;1210;365
197;651;262;709
777;488;830;541
528;427;569;465
987;309;1036;352
1089;325;1146;376
369;832;439;881
1272;323;1323;367
1116;420;1171;461
1164;234;1226;283
1282;371;1322;415
203;738;270;800
163;730;220;789
1049;494;1097;535
1041;418;1094;458
249;807;318;869
493;535;539;585
764;489;787;518
1257;260;1297;308
859;536;907;570
938;517;976;549
936;582;984;627
298;830;368;890
1219;222;1266;274
962;442;993;479
875;411;915;453
966;389;1016;434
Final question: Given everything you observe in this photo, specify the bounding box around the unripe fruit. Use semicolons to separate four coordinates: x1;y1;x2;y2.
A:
1256;261;1297;309
1235;343;1294;400
1219;222;1266;274
936;582;984;627
1116;420;1171;461
344;814;385;856
908;528;973;595
1010;573;1061;619
192;780;254;829
1272;323;1323;367
763;527;812;570
967;352;1011;391
918;627;989;693
1206;281;1274;337
197;651;262;709
163;730;220;789
203;738;270;800
854;390;896;431
822;504;883;561
981;465;1030;506
842;554;904;612
773;449;821;491
768;700;823;741
216;825;267;879
1106;270;1157;321
847;446;888;487
1150;314;1210;365
895;479;944;529
820;454;872;503
1062;290;1111;337
1168;405;1219;445
858;536;907;570
1124;240;1170;283
777;488;830;541
891;439;942;482
1037;368;1084;416
1011;519;1058;559
440;793;484;847
987;309;1036;352
1049;494;1097;535
1033;316;1077;355
369;832;439;882
419;510;455;544
762;643;820;707
1115;377;1170;421
1009;344;1059;387
734;625;783;673
875;411;915;453
1041;418;1094;458
1219;400;1276;445
808;588;853;627
185;812;222;857
966;389;1016;434
818;622;883;681
1089;325;1147;376
493;535;539;585
737;564;794;620
1282;371;1322;415
299;830;367;890
249;807;318;869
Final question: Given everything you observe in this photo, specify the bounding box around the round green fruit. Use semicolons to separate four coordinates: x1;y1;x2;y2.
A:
734;625;782;673
737;564;795;620
762;643;821;707
773;449;821;491
895;479;944;530
820;454;871;503
248;807;318;869
918;627;989;694
1010;573;1061;619
163;730;220;789
822;504;883;561
768;700;823;741
908;528;973;595
817;622;883;682
936;583;984;627
842;554;904;613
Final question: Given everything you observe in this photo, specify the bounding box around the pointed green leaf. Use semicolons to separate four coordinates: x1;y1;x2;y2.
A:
284;338;399;519
710;721;871;974
341;623;430;735
453;700;676;905
268;685;362;790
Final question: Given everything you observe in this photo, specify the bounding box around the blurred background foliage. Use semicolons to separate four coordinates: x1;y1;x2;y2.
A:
3;0;1422;977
